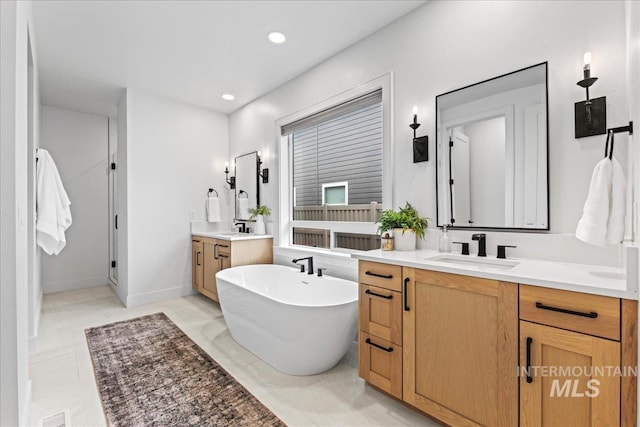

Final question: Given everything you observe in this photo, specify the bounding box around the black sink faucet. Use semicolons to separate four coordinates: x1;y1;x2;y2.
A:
235;222;247;233
292;257;314;275
471;233;487;257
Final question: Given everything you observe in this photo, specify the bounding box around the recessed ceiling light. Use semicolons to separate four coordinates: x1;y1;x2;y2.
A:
221;94;235;101
268;32;286;44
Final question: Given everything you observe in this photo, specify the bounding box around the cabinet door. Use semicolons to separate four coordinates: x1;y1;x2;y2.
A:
191;239;203;291
202;240;221;302
403;268;518;427
520;321;620;427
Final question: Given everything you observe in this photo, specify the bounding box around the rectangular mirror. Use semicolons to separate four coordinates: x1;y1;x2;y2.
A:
436;62;549;230
234;151;259;221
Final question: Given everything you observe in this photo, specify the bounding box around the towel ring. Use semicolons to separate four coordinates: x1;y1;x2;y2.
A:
238;190;249;198
207;188;218;197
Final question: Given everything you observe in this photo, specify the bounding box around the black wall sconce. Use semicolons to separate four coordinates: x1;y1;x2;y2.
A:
410;106;429;163
258;152;269;184
575;52;606;138
224;163;236;189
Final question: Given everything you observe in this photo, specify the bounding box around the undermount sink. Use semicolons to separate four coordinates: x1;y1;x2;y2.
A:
427;254;520;270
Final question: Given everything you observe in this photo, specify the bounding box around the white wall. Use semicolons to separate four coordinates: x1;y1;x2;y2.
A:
40;106;110;293
122;90;229;306
229;0;629;271
1;0;39;424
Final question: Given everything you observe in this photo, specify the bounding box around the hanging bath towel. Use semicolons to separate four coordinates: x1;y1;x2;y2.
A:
207;196;221;222
36;149;72;255
606;157;626;244
576;157;611;247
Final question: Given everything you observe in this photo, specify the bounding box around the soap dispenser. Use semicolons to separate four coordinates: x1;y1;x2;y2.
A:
439;224;452;253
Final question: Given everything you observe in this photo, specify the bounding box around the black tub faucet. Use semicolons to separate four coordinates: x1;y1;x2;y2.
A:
471;233;486;257
292;257;314;275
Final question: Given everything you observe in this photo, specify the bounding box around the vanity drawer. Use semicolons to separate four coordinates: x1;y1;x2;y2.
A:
214;240;231;256
358;332;402;399
519;285;620;341
359;284;402;345
359;261;403;292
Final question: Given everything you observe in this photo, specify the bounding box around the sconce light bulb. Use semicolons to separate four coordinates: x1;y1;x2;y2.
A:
412;106;418;115
583;52;591;69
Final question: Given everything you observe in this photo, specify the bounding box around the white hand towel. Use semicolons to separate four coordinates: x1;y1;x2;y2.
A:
576;158;611;247
606;157;626;244
238;198;250;220
36;149;72;255
207;196;221;223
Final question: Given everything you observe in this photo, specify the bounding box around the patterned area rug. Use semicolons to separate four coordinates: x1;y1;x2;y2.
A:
85;312;286;426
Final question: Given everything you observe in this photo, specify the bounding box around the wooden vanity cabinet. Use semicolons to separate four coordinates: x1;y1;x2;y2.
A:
357;260;637;426
519;285;637;427
192;235;273;303
403;268;518;426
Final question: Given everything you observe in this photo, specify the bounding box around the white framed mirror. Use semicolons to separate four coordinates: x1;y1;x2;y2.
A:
436;62;549;231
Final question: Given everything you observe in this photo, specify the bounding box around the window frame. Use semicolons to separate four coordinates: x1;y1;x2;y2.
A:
276;73;393;252
321;181;349;206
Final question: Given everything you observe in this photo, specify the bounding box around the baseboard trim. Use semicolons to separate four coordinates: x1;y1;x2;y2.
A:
126;286;195;308
43;276;109;294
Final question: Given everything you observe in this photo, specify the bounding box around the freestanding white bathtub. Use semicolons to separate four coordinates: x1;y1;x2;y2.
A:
216;264;358;375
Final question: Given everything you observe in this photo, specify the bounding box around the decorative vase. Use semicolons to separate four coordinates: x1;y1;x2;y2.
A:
393;228;416;251
254;215;266;235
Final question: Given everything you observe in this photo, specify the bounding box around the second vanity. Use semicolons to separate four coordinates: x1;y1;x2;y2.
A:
191;232;273;302
352;249;637;427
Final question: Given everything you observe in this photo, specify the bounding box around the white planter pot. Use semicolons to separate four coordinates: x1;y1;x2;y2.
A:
393;228;416;251
253;215;266;235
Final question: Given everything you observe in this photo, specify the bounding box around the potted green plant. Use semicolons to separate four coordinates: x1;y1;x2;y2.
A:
248;205;271;235
377;202;429;251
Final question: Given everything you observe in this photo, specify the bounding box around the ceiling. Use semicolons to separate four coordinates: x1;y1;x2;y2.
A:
32;0;425;117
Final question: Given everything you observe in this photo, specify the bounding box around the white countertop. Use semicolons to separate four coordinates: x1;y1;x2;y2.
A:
192;231;273;241
352;249;637;300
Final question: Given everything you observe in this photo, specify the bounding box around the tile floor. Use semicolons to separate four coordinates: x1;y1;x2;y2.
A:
30;285;441;426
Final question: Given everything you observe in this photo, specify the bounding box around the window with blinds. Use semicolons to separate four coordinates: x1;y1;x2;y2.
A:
282;89;384;251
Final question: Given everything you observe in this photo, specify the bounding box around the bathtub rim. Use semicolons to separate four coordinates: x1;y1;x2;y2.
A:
216;264;358;309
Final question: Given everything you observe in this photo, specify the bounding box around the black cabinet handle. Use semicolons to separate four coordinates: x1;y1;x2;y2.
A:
365;271;393;279
196;251;201;266
115;215;118;230
218;244;229;248
526;337;533;384
365;289;393;300
535;302;598;319
403;277;410;311
218;254;229;258
365;338;393;353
